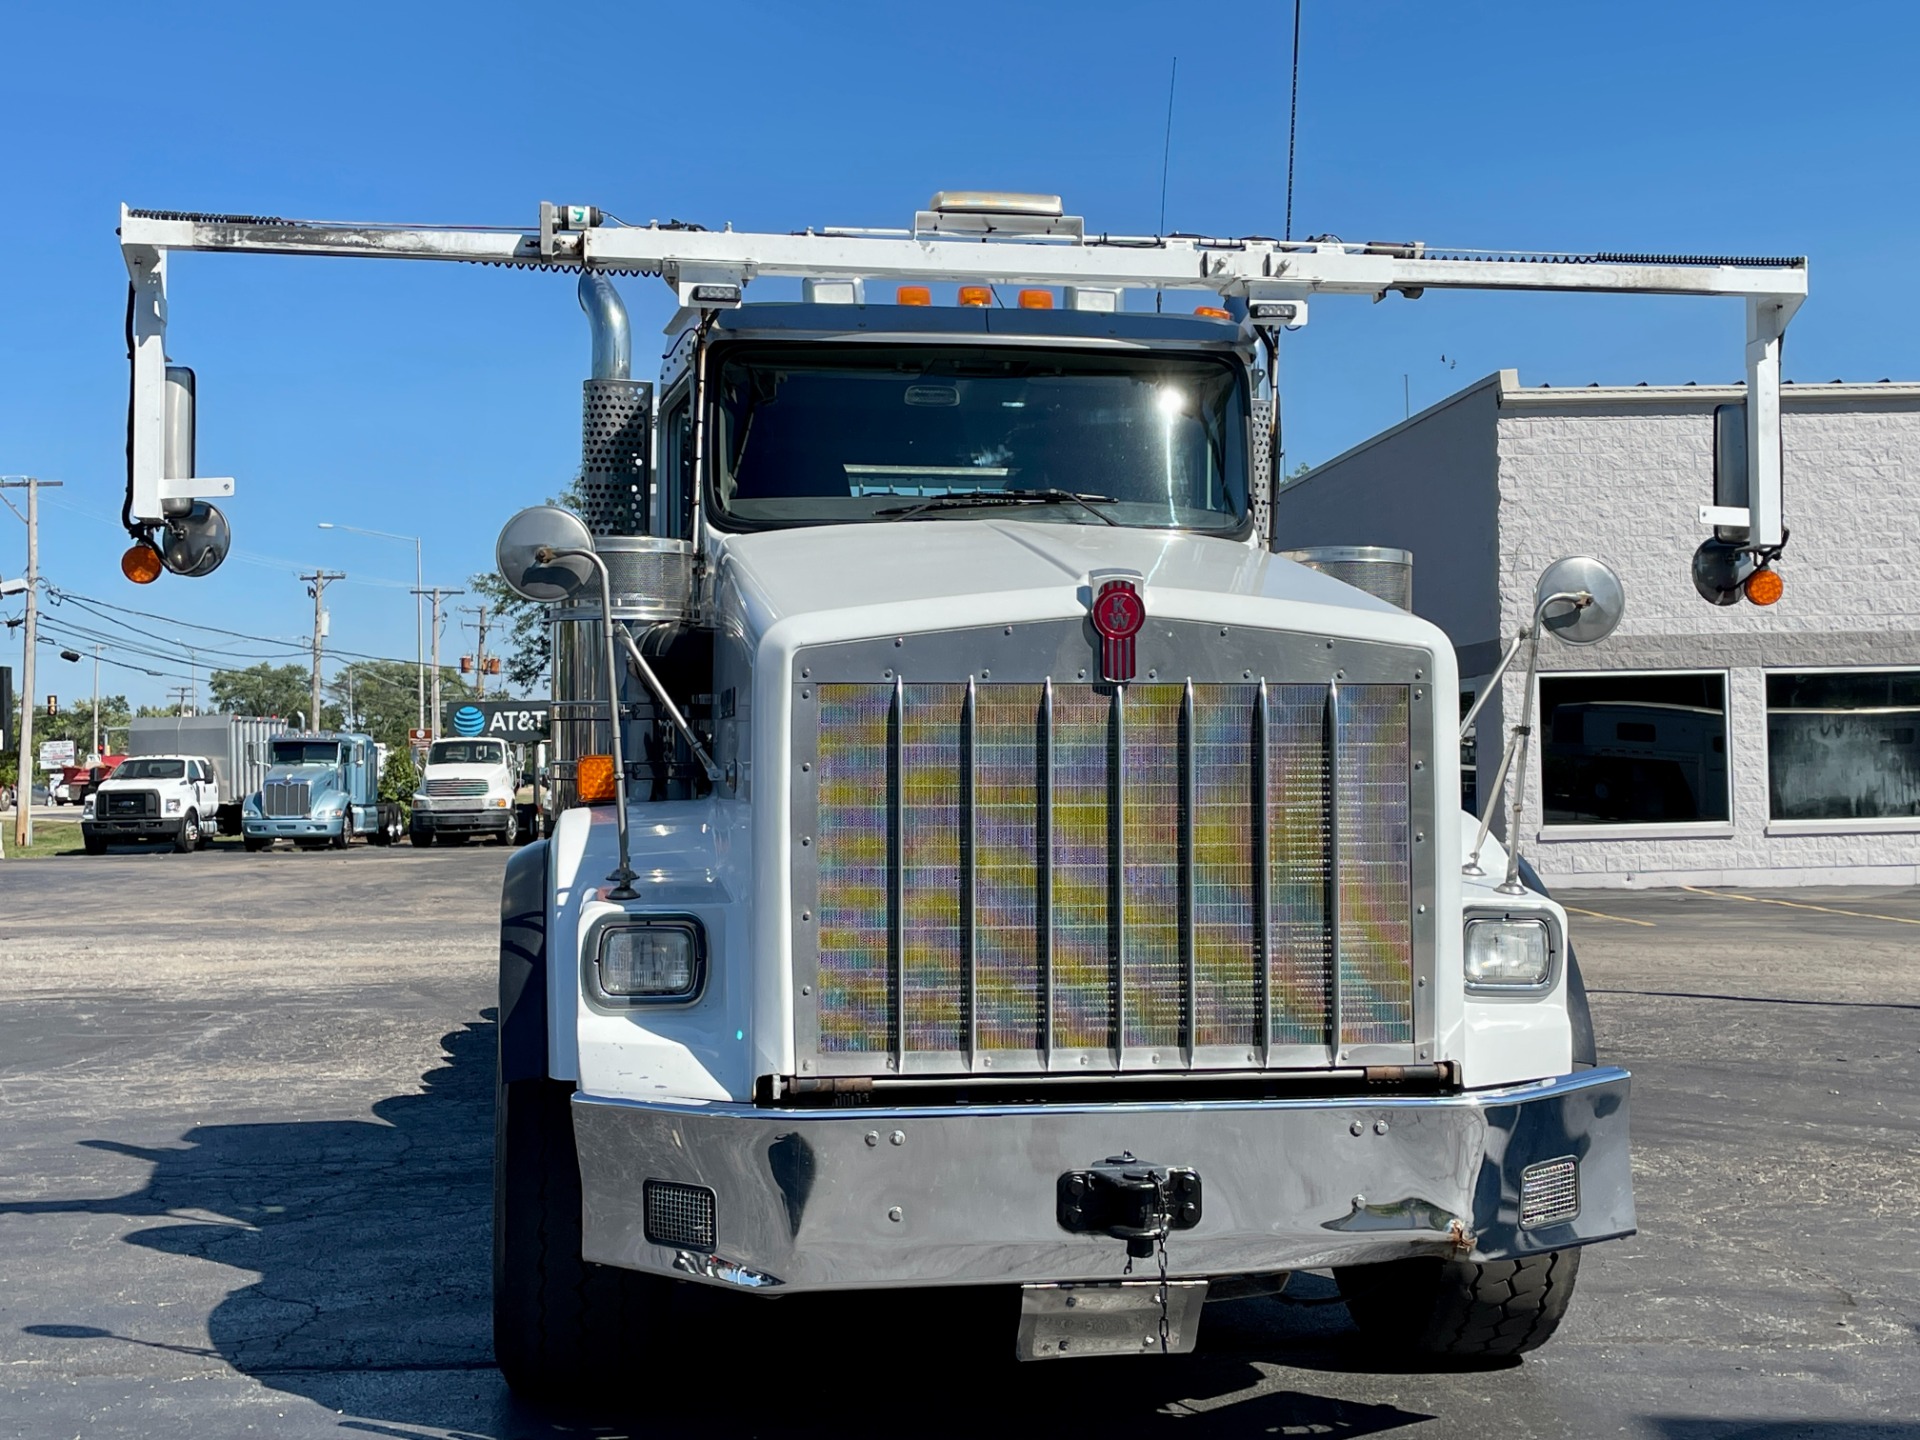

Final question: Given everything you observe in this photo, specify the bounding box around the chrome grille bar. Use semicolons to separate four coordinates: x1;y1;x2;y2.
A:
1181;680;1198;1068
962;676;978;1070
1255;681;1273;1068
1111;682;1126;1060
1040;678;1055;1056
887;675;904;1075
1326;678;1344;1054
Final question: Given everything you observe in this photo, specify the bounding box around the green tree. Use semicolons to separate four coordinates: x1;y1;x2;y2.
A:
378;745;419;821
209;663;312;721
326;661;473;751
467;475;586;694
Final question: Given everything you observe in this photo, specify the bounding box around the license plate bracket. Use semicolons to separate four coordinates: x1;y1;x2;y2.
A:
1016;1280;1208;1361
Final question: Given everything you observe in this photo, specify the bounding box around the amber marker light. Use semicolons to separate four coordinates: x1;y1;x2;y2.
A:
957;285;992;307
896;285;932;306
121;542;163;585
1017;289;1054;309
1745;567;1785;606
1193;305;1233;320
575;753;617;803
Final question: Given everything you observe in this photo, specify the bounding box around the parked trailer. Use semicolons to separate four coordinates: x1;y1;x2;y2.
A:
126;714;285;834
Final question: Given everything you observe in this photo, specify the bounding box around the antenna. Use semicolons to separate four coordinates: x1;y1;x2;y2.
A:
1156;56;1178;314
1285;0;1303;241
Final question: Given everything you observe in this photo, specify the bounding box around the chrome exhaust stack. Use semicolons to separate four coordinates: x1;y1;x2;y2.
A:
577;272;650;537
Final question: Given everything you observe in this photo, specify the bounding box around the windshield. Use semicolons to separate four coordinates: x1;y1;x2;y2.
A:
428;740;506;766
115;758;185;780
271;741;341;766
711;345;1248;531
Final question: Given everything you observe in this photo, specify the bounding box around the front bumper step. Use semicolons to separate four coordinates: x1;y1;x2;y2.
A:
572;1067;1634;1293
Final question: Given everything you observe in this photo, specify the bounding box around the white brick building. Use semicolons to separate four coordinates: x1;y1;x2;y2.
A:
1274;371;1920;888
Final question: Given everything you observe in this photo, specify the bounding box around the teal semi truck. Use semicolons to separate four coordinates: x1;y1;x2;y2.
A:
241;732;404;850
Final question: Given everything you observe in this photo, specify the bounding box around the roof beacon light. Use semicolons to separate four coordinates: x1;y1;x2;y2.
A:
958;285;992;307
1018;289;1054;310
1193;305;1233;320
1744;567;1785;606
930;191;1063;219
897;285;932;307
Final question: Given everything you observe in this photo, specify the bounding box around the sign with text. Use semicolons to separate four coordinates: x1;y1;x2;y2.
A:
444;699;550;742
39;739;76;770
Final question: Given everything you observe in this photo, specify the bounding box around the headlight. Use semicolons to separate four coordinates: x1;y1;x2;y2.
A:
594;919;705;1003
1464;917;1552;989
412;794;433;810
487;797;509;809
83;797;95;816
165;799;182;814
314;801;343;819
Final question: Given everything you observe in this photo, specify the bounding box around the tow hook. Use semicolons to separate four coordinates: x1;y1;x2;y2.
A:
1056;1153;1202;1258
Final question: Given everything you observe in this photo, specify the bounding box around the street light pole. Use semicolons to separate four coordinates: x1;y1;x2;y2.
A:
318;523;426;734
91;645;100;759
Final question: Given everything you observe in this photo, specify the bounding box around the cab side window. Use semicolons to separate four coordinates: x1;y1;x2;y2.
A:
660;389;694;539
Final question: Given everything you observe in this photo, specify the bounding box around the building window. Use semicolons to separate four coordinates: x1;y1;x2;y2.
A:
1539;672;1729;825
1767;670;1920;821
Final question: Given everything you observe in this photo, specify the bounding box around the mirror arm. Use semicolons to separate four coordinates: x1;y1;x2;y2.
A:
543;544;637;900
1459;632;1526;741
613;626;723;783
1462;589;1593;887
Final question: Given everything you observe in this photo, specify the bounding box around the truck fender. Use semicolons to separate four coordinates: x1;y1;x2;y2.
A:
498;838;552;1083
1514;857;1597;1068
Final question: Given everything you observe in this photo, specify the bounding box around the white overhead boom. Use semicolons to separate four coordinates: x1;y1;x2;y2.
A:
119;201;1806;550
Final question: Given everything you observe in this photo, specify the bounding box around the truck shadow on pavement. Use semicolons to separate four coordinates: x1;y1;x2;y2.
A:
7;1015;1441;1439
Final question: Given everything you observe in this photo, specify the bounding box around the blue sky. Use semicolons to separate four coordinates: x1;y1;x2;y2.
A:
3;1;1911;711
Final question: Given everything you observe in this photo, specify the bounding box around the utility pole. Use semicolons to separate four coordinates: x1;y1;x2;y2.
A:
302;570;345;730
459;602;491;698
4;476;61;850
414;586;463;740
91;645;101;760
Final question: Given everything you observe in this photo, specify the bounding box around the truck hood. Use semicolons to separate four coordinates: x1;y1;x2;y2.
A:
95;775;188;792
420;764;511;785
714;518;1411;643
261;764;339;787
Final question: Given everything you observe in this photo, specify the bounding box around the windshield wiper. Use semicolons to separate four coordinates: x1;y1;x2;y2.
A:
877;489;1120;526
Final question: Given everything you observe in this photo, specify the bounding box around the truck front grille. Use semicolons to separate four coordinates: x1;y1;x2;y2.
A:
424;778;488;798
797;673;1425;1076
264;780;310;817
104;789;158;818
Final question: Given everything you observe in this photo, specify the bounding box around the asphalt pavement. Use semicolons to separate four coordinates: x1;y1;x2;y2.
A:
0;844;1915;1439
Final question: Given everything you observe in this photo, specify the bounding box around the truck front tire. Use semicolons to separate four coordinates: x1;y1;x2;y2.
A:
493;1077;672;1398
1334;1247;1582;1364
173;812;200;854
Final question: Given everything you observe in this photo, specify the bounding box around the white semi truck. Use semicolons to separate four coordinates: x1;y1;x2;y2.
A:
113;193;1804;1393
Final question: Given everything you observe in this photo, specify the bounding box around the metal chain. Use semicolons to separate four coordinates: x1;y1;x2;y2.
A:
1153;1174;1172;1353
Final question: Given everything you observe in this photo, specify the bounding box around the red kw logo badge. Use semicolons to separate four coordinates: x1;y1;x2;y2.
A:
1091;578;1145;682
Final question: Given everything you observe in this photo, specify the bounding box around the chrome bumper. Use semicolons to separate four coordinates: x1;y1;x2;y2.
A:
244;818;337;837
572;1067;1633;1293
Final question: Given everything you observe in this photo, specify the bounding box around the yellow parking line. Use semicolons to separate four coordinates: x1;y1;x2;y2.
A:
1562;904;1656;928
1680;885;1920;926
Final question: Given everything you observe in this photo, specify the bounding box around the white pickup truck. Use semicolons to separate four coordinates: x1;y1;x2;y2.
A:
82;755;222;853
409;737;523;846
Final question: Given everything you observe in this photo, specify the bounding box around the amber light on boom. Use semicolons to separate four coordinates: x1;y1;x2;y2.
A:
121;542;163;584
1745;568;1785;606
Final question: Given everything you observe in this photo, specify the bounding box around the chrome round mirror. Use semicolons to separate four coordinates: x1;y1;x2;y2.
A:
159;501;231;578
1534;555;1625;646
496;506;595;602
